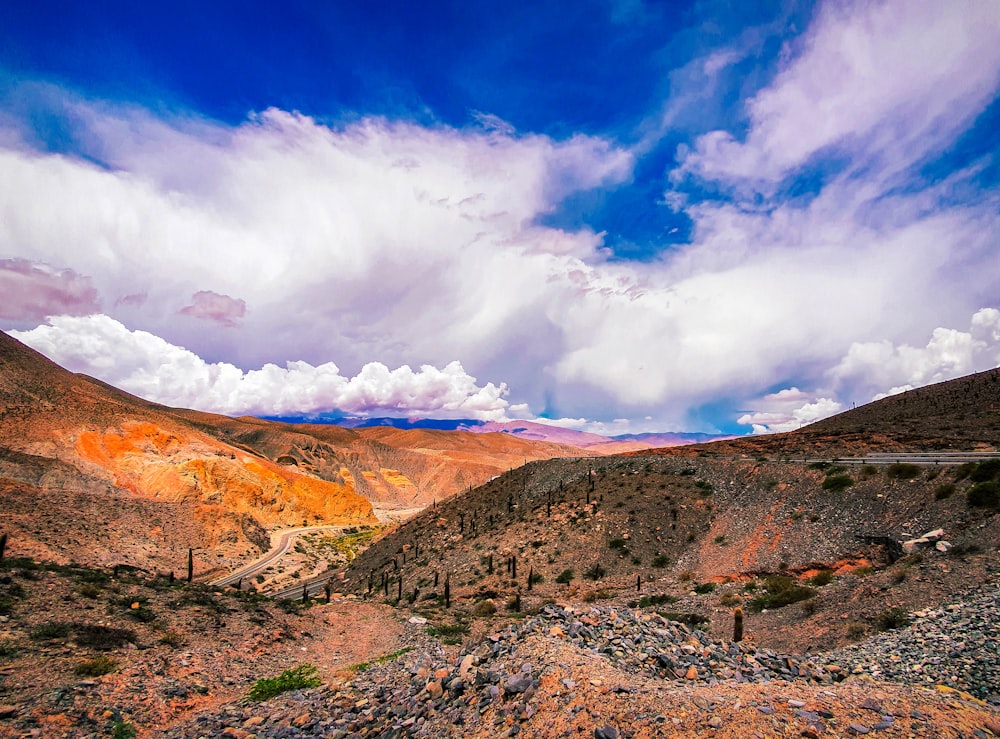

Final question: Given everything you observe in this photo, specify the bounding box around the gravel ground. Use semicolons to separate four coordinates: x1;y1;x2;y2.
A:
155;585;1000;738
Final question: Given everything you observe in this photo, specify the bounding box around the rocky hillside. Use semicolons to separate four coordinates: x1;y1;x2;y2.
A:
172;410;594;511
0;332;373;573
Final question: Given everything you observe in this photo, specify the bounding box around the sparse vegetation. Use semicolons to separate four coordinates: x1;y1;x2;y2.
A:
875;607;910;631
967;481;1000;509
821;474;853;492
247;664;322;701
693;582;716;595
583;562;606;580
886;462;921;480
748;576;816;612
74;655;117;677
934;483;956;500
111;720;137;739
651;554;670;568
555;569;574;584
808;570;834;587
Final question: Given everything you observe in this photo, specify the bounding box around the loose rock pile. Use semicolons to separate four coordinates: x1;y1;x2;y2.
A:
158;587;1000;738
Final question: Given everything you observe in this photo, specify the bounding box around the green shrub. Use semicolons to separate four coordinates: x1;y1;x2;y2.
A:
694;480;713;494
693;582;716;594
555;569;574;584
886;462;921;480
651;554;670;568
934;483;956;500
529;572;544;584
583;562;606;580
875;607;910;631
859;465;880;478
748;576;816;612
659;612;709;627
714;535;727;545
472;600;496;616
968;481;1000;509
29;622;72;641
74;625;137;650
0;640;18;659
807;570;834;586
247;664;322;701
608;538;627;550
821;475;853;492
111;720;137;739
633;594;677;608
970;458;1000;482
74;655;117;677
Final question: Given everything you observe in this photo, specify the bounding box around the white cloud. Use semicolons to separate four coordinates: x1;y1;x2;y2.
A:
737;388;843;434
1;0;998;432
677;0;1000;186
0;258;100;321
831;308;1000;402
10;314;512;419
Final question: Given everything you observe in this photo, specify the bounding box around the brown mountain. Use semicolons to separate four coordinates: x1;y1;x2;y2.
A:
0;331;590;573
336;367;1000;655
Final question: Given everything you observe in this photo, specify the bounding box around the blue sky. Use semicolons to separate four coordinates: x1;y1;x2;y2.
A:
1;0;999;435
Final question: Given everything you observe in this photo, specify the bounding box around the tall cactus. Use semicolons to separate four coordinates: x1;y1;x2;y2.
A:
733;607;744;642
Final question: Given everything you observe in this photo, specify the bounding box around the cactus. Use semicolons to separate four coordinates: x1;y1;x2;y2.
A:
187;548;194;583
301;583;308;603
636;574;641;592
511;556;517;579
324;581;332;603
733;607;744;642
397;576;402;601
444;573;451;609
434;571;439;588
0;532;6;560
527;566;534;591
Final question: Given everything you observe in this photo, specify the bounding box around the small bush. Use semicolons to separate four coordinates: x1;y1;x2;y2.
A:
77;583;102;599
0;640;18;659
473;599;496;616
74;655;117;677
801;599;818;616
875;607;910;631
886;463;921;480
718;592;740;606
634;594;677;608
660;612;709;627
846;621;867;639
808;570;834;587
968;481;1000;509
713;535;727;545
608;538;627;550
111;721;137;739
29;622;72;641
694;480;713;494
247;664;322;701
583;562;606;580
693;582;716;595
859;465;880;479
651;554;670;568
748;576;816;612
821;475;853;492
75;625;137;650
158;631;185;647
853;565;873;576
583;588;615;602
934;483;956;500
555;569;574;584
969;458;1000;483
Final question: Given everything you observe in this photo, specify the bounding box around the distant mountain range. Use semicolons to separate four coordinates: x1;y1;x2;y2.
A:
260;415;736;451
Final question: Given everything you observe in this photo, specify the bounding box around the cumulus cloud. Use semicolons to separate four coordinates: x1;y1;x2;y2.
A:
676;0;1000;186
9;314;511;419
0;258;100;321
1;1;998;431
831;308;1000;402
737;388;843;435
179;290;247;327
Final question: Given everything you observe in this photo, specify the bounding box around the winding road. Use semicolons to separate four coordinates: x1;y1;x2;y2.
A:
208;525;346;588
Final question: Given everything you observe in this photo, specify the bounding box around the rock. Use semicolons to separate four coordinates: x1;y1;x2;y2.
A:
847;724;871;735
685;665;699;680
0;706;16;719
505;674;532;694
425;680;443;700
935;540;952;552
788;699;806;708
594;725;618;739
408;616;428;624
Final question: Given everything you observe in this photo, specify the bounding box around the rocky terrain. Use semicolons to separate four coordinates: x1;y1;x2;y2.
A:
1;329;999;737
0;331;588;573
